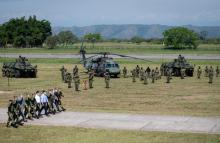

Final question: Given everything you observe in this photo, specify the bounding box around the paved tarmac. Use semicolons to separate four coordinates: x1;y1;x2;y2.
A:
0;108;220;134
1;53;220;60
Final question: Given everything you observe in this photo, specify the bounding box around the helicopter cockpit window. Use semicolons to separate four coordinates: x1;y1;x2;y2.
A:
106;64;112;68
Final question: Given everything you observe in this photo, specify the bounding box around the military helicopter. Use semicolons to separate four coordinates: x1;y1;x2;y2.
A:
79;41;152;77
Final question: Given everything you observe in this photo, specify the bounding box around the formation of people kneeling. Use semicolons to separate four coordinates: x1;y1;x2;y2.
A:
7;88;65;128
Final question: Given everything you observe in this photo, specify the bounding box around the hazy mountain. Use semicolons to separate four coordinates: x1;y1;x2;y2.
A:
53;24;220;39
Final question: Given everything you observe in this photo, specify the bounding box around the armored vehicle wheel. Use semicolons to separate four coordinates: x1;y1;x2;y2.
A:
15;71;20;78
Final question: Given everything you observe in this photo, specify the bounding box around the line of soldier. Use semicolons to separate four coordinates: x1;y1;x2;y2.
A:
60;65;111;91
197;65;219;83
123;65;172;84
7;88;65;128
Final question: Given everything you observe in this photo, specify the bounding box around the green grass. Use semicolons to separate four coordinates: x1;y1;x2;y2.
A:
0;59;220;116
0;124;219;143
0;42;220;54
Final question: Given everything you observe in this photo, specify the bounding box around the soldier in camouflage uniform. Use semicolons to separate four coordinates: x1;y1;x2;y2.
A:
197;66;202;79
216;66;219;77
143;72;148;85
60;65;66;82
180;68;185;79
66;73;72;88
88;70;94;88
24;95;33;119
6;100;16;127
122;67;128;78
63;69;68;83
131;69;136;82
151;69;155;83
204;66;209;77
155;67;160;80
139;67;144;81
166;69;172;83
208;66;214;84
146;67;151;77
55;89;66;111
73;74;80;91
73;65;79;77
135;65;140;78
104;70;110;88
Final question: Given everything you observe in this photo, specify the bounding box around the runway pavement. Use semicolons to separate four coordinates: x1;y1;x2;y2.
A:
1;53;220;60
0;108;220;134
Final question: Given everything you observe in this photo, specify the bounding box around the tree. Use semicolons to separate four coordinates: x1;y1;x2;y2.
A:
57;31;78;47
84;33;102;48
45;35;58;49
199;31;208;41
130;36;145;44
0;16;52;48
163;27;199;49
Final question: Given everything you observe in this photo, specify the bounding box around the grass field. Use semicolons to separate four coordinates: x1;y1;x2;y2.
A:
0;124;220;143
0;42;220;54
0;58;220;116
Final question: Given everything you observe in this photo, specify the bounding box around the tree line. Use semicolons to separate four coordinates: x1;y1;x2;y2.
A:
1;16;220;49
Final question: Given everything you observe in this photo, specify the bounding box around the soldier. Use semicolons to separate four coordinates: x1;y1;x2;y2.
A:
16;95;27;122
160;64;164;76
60;65;66;82
104;70;110;88
131;69;136;82
166;69;172;83
135;65;140;78
6;100;16;127
139;67;144;81
63;69;68;83
30;94;37;118
146;67;151;77
208;66;214;84
155;67;160;80
204;66;209;77
24;95;33;119
151;69;155;83
143;72;148;85
55;88;66;111
73;65;79;77
66;73;72;88
88;70;94;88
180;68;185;79
122;67;128;78
73;74;80;91
216;66;219;77
197;66;202;79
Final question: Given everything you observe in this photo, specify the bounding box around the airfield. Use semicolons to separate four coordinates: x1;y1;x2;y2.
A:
0;43;220;143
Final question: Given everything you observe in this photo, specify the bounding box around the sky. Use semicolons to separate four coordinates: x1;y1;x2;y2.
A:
0;0;220;27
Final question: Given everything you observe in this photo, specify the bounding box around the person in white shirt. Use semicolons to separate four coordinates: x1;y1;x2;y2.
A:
35;91;41;118
40;90;49;115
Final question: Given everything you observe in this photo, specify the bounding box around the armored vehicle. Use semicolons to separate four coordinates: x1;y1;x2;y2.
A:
161;55;194;77
2;56;37;78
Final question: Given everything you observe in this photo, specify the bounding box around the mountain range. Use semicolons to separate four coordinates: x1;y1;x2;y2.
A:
52;24;220;39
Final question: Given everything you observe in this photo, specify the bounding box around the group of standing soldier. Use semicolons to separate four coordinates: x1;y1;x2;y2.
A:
197;66;219;83
60;65;111;90
7;88;65;128
123;65;165;84
60;64;220;91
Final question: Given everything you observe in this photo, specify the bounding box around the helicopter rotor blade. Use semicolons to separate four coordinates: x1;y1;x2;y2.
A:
110;53;153;62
